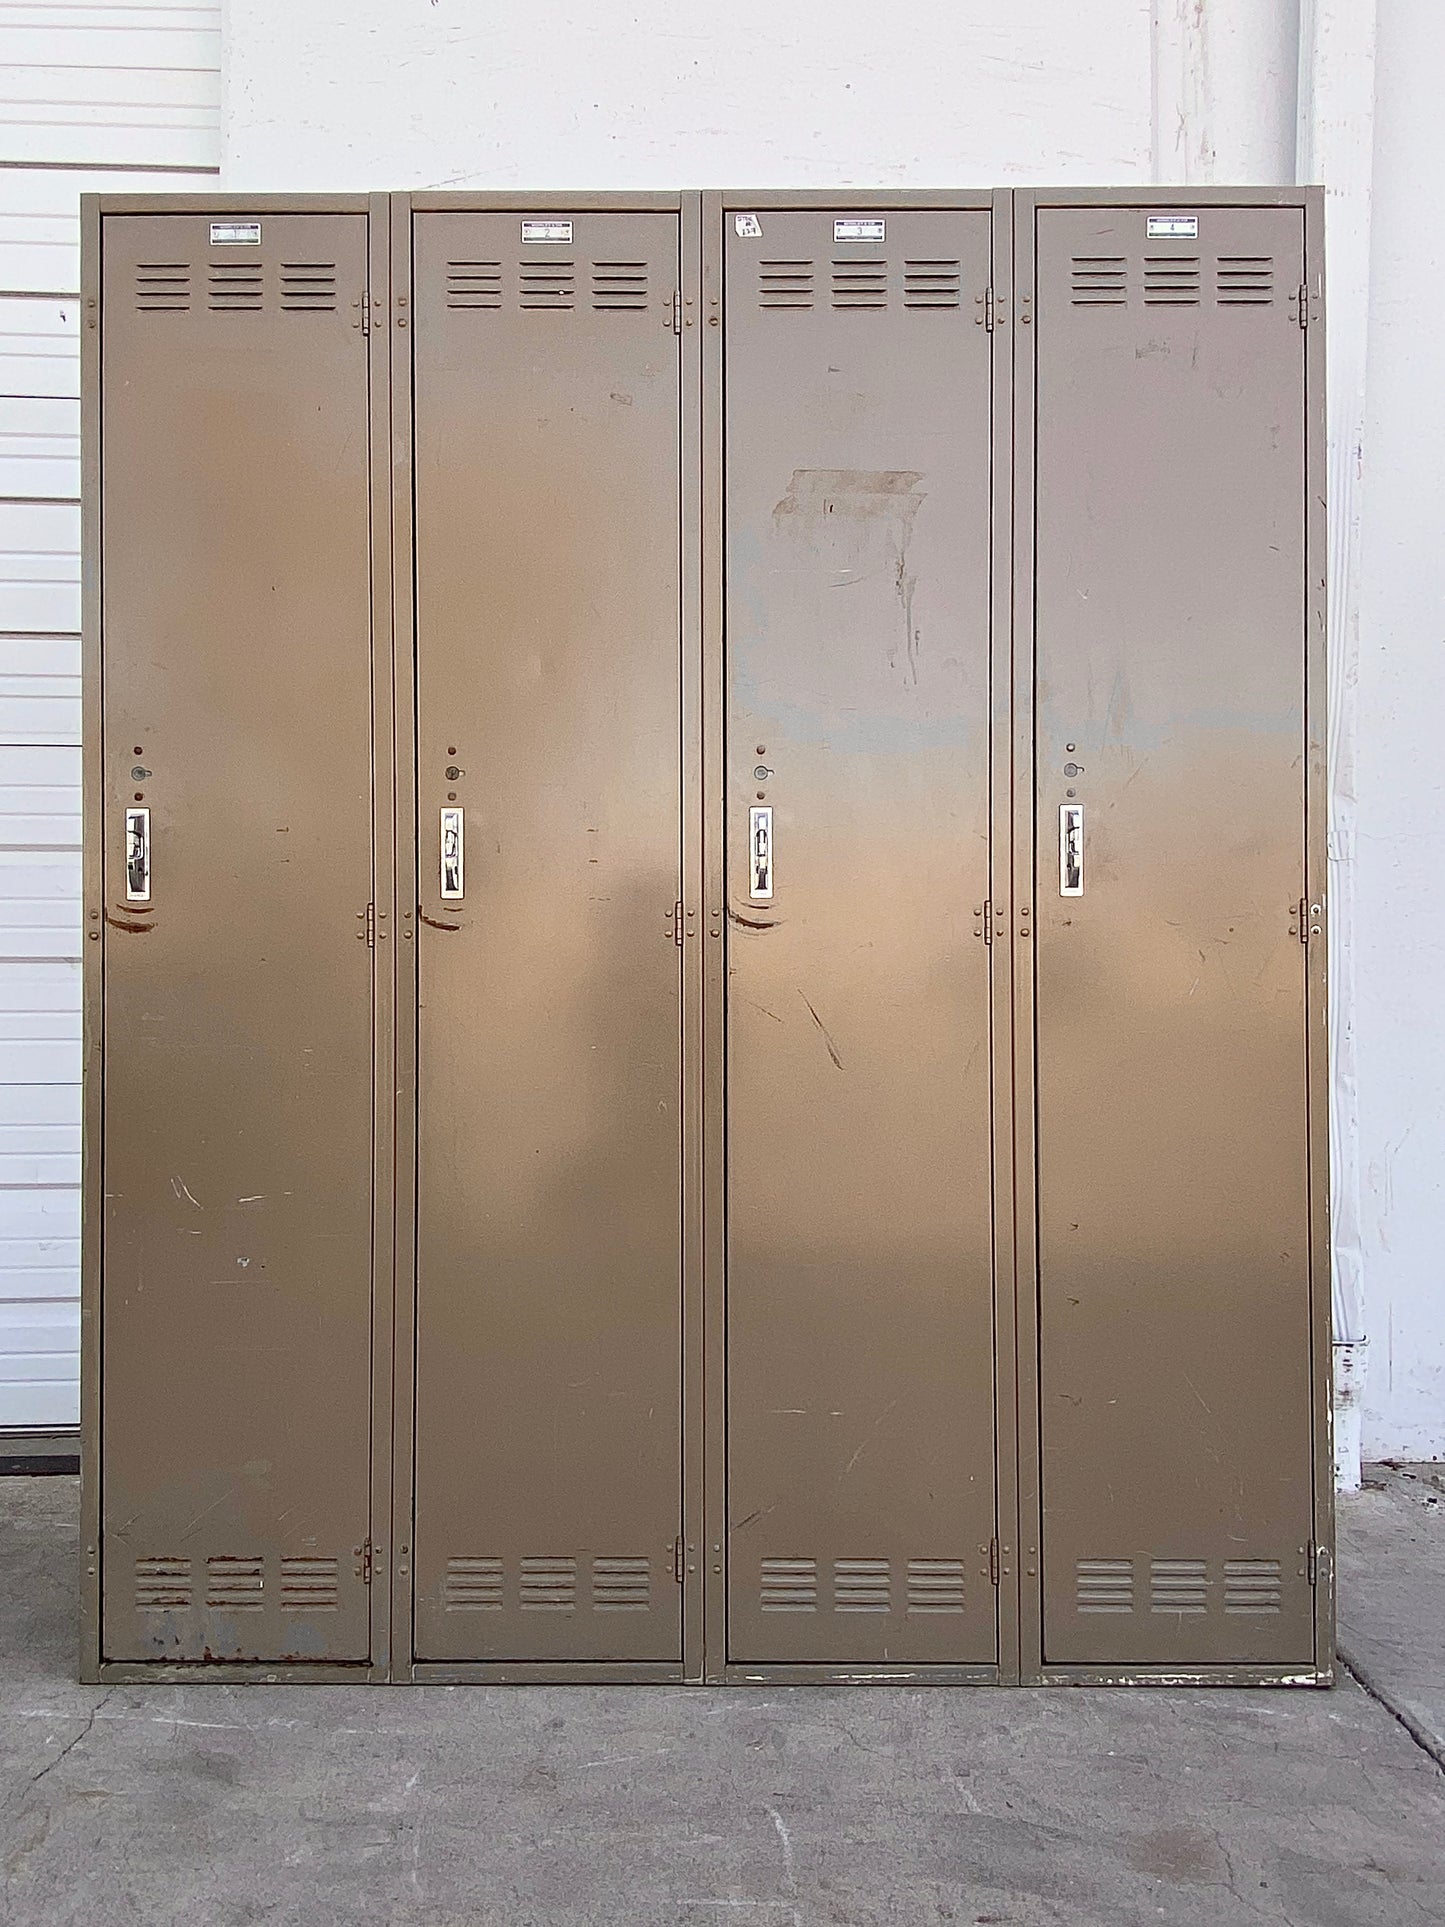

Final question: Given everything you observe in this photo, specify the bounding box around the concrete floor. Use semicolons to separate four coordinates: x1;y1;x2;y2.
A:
1;1477;1442;1926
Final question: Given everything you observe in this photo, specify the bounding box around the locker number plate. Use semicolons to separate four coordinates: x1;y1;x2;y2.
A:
1146;214;1198;239
835;218;885;242
210;221;261;245
522;220;573;244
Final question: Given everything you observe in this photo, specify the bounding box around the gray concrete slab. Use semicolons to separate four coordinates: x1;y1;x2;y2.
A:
2;1476;1443;1927
1338;1463;1445;1770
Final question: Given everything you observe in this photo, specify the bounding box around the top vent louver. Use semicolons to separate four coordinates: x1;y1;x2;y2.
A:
135;262;190;313
519;261;575;311
1071;257;1127;306
279;262;337;312
208;262;262;312
1144;256;1201;306
591;260;648;310
446;260;502;309
831;259;887;310
1216;256;1274;305
759;260;813;311
903;259;962;309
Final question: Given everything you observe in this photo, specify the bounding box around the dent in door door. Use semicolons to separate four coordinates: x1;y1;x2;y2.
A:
723;206;1000;1666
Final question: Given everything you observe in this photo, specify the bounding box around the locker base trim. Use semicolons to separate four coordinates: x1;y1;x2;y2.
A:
94;1661;387;1685
409;1661;686;1684
1033;1664;1333;1689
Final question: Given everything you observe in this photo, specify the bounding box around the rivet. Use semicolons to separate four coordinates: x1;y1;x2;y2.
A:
89;930;100;940
756;746;766;755
708;314;719;325
398;318;408;327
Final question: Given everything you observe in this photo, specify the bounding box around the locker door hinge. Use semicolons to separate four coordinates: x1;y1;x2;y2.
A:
674;1535;686;1584
355;1540;373;1585
989;1538;1001;1586
1297;283;1309;330
1307;1542;1330;1589
1298;897;1321;944
673;899;685;947
360;287;370;337
979;285;995;332
976;898;991;944
670;288;682;336
365;902;375;948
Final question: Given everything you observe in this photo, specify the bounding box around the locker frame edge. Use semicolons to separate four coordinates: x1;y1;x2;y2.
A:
80;191;399;1686
1009;184;1334;1691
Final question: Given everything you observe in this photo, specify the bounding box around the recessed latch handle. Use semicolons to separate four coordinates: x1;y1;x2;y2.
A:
749;805;772;901
125;807;150;902
1059;803;1083;897
440;807;464;900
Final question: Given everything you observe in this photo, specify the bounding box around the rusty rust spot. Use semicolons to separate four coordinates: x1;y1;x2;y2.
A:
418;911;462;932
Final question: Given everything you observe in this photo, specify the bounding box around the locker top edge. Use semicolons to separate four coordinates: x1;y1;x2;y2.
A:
408;190;686;212
715;188;996;209
1011;185;1322;211
83;192;375;216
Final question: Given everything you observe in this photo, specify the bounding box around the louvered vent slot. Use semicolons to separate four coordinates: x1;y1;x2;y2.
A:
760;1557;817;1612
206;1554;263;1610
831;259;887;310
758;260;814;311
1150;1558;1208;1615
280;262;337;312
135;262;190;313
906;1558;965;1615
591;260;648;310
1076;1557;1134;1613
834;1557;890;1612
903;258;961;309
446;260;502;310
135;1556;191;1610
520;1555;577;1610
1224;1559;1283;1614
208;264;263;312
1071;257;1127;306
280;1555;339;1611
1217;256;1274;305
519;262;575;311
592;1556;651;1611
443;1556;503;1610
1144;256;1201;306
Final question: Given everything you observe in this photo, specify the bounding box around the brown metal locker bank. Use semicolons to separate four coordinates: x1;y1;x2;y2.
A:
83;187;1330;1688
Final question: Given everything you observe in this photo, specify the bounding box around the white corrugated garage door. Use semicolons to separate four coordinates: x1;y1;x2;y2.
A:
0;3;220;1431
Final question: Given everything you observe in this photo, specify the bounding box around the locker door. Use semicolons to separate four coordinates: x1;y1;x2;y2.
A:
1031;205;1315;1665
411;210;684;1664
724;208;999;1666
99;213;377;1663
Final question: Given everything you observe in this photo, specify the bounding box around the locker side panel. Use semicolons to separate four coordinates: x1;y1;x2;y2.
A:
723;208;998;1665
99;212;376;1663
410;210;684;1664
1031;204;1314;1665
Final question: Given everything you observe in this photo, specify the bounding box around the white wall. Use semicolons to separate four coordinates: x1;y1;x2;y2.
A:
1354;0;1445;1460
0;1;221;1431
177;0;1442;1464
